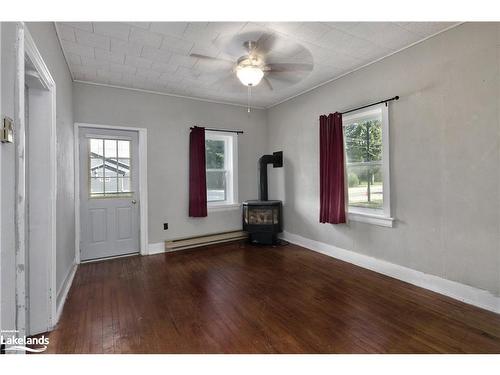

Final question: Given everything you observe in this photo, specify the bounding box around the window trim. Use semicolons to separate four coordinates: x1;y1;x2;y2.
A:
343;104;394;227
205;131;239;209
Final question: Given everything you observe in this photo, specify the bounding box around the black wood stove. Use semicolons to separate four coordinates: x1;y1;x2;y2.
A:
243;151;283;245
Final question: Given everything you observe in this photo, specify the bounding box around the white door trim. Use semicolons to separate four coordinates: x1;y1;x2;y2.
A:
74;122;148;263
14;22;58;335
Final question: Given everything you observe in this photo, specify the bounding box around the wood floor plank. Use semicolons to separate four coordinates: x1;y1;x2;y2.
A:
40;241;500;353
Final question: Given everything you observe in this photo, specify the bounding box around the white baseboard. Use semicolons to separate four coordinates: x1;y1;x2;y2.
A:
55;263;77;325
148;242;165;255
282;231;500;314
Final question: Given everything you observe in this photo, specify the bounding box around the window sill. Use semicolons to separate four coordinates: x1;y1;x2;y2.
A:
348;211;394;227
208;203;241;212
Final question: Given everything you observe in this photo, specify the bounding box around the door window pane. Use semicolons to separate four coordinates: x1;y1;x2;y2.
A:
117;158;131;177
104;178;118;193
104;139;117;158
89;138;132;198
118;177;131;192
90;177;105;195
90;139;104;157
118;140;130;158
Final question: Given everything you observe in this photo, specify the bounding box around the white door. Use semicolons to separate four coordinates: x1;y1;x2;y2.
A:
79;127;140;261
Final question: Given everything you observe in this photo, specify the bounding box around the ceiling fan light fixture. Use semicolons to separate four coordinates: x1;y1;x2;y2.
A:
236;65;264;87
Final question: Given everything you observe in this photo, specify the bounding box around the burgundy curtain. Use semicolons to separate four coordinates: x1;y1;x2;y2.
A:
189;126;207;217
319;112;346;224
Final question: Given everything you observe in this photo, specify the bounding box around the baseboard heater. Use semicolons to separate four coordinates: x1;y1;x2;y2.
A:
165;230;248;251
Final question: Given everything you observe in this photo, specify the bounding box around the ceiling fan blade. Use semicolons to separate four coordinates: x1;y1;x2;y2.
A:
263;76;273;91
266;72;300;84
190;53;234;64
267;63;313;72
255;33;277;55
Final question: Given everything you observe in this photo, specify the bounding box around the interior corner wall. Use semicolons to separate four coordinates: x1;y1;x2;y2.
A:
73;82;268;244
267;22;500;296
24;22;75;307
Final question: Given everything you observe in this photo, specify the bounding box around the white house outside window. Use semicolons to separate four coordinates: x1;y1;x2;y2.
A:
205;131;238;209
343;104;393;227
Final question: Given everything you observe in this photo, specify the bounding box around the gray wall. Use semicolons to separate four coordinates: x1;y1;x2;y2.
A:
73;82;268;243
267;22;500;296
1;22;75;330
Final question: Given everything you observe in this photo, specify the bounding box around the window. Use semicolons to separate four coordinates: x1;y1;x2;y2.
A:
205;131;238;207
89;138;132;198
343;104;393;226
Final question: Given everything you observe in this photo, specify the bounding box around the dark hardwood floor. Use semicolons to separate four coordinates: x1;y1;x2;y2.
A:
43;241;500;353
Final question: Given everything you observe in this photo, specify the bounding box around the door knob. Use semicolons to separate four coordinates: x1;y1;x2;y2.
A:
131;200;137;204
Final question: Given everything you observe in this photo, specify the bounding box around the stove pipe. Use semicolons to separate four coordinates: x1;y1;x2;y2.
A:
259;151;283;201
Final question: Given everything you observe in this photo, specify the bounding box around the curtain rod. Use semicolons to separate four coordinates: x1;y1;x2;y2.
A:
340;96;399;115
191;126;244;134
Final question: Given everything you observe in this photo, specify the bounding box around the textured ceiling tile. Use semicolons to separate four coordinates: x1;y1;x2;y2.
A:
65;52;82;66
290;22;331;42
333;22;421;51
168;53;197;68
93;22;131;41
159;72;183;84
110;38;143;56
396;22;455;37
75;28;110;50
61;22;93;32
58;22;458;107
159;34;194;55
109;62;137;75
95;48;125;64
61;40;95;58
189;43;220;59
206;22;245;37
140;46;172;64
125;55;153;69
264;22;303;36
126;22;151;30
316;28;392;60
151;61;178;74
80;56;110;70
129;27;163;48
57;24;76;42
150;22;188;36
183;22;220;44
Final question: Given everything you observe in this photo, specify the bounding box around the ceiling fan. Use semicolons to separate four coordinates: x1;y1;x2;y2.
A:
189;32;314;92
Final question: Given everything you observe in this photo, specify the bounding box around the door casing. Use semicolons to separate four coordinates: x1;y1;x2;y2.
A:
74;123;148;264
13;23;57;337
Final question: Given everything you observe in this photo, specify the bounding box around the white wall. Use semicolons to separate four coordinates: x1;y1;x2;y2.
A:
1;22;18;332
1;22;75;330
73;82;268;244
25;22;76;307
267;22;500;296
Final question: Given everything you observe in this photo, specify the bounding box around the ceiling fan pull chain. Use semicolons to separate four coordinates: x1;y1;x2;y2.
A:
247;86;251;113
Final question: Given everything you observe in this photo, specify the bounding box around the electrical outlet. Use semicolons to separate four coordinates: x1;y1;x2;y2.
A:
163;223;168;230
